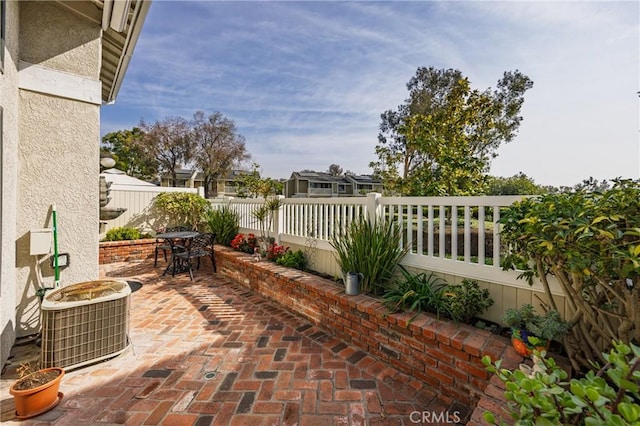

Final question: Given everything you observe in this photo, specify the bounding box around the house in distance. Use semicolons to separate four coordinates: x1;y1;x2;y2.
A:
284;171;383;198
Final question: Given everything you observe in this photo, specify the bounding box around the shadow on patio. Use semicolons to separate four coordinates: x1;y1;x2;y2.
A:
0;261;470;425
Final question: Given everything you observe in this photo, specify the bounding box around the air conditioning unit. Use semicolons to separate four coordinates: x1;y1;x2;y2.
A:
40;280;131;370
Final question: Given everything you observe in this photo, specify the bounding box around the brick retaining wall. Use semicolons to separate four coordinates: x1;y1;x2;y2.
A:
214;246;523;409
99;239;520;423
99;238;156;264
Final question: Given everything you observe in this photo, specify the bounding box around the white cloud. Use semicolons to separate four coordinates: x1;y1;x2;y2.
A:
104;0;640;187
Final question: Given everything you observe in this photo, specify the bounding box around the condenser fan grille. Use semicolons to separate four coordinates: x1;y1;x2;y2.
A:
40;280;131;370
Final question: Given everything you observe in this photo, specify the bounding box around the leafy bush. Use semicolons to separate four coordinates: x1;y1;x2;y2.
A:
152;192;210;230
383;266;450;319
503;304;569;344
230;233;258;254
103;227;141;241
266;243;288;262
276;249;306;270
206;206;240;246
483;341;640;425
329;216;408;295
443;279;494;324
500;179;640;370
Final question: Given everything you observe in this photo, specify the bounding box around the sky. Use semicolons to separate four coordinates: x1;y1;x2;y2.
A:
100;0;640;187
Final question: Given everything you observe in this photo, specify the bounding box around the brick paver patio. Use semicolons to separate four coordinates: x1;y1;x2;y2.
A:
1;261;470;425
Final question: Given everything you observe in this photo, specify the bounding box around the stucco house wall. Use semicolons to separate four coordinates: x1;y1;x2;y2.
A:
0;0;21;371
15;0;102;347
0;0;150;369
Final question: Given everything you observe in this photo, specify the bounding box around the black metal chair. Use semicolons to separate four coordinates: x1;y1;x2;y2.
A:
174;233;217;280
154;226;190;267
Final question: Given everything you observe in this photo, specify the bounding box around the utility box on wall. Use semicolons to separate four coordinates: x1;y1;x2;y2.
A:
30;229;52;256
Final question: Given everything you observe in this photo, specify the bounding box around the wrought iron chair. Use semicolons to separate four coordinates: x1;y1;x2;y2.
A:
154;226;190;267
174;233;217;280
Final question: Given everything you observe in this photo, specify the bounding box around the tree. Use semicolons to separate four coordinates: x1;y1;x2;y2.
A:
572;176;610;192
370;67;533;196
327;164;343;176
500;179;640;370
101;127;157;180
235;163;283;198
138;117;192;185
486;172;544;195
191;111;250;198
539;177;612;195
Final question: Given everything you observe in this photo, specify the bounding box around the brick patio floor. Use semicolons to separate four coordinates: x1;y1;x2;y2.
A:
1;261;470;425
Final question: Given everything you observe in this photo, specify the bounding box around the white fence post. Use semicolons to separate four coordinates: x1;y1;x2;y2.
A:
366;192;382;224
275;195;285;244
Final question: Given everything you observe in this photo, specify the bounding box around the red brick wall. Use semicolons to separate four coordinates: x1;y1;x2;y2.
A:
99;239;156;264
214;245;521;408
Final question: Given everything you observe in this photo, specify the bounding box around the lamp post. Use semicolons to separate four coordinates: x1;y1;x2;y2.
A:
100;156;116;170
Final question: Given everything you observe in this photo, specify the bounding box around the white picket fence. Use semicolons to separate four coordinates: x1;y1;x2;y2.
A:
212;193;573;322
107;188;568;323
211;193;536;286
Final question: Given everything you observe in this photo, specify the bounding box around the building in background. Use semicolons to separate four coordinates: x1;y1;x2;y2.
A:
159;168;250;198
284;171;383;198
159;168;203;189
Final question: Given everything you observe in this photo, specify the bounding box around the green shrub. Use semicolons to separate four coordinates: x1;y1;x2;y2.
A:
483;341;640;425
329;216;408;295
206;206;240;246
276;249;306;270
383;266;450;319
152;192;210;230
443;279;494;324
500;179;640;370
503;304;569;343
103;227;141;241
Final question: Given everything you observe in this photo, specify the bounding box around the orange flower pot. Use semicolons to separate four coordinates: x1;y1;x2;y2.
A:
9;367;64;419
512;336;533;357
511;335;549;358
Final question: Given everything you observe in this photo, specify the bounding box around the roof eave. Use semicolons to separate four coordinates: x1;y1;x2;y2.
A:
102;0;152;104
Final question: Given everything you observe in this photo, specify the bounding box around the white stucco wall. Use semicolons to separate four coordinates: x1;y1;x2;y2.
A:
19;2;100;80
12;3;102;340
0;0;21;370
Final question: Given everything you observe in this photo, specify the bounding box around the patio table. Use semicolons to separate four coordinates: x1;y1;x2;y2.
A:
155;231;199;276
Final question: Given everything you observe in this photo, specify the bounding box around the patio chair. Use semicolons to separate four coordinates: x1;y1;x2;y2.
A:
154;226;191;267
174;233;217;280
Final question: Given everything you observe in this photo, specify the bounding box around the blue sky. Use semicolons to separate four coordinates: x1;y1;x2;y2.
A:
101;1;639;187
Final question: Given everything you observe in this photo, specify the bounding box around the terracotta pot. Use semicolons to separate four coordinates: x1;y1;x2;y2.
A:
511;333;549;358
511;335;532;357
9;367;64;419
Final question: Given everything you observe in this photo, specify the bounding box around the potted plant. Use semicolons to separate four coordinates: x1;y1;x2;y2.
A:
9;363;64;419
502;304;569;357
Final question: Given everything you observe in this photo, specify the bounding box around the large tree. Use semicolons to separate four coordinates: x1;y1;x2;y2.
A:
327;164;343;176
138;116;193;185
101;127;157;180
486;172;545;195
191;111;250;198
370;67;533;196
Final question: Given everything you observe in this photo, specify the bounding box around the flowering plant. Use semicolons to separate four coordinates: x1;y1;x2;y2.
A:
266;243;289;262
230;233;258;254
